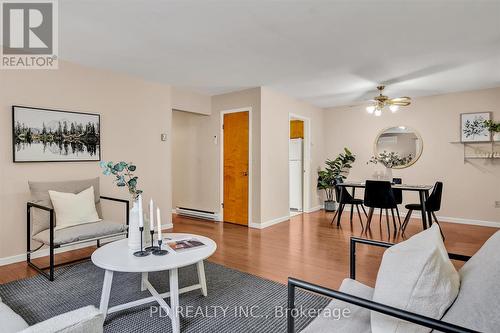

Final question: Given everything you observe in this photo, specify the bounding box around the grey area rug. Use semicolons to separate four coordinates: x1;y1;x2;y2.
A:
0;261;329;332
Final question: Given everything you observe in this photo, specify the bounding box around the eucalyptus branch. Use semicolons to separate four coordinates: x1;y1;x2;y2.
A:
99;161;143;200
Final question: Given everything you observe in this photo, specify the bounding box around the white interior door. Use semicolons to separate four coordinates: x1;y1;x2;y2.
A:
289;138;303;211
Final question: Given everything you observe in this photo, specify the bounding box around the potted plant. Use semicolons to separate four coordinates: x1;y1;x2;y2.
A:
317;148;356;211
317;169;335;211
100;161;143;250
484;120;500;141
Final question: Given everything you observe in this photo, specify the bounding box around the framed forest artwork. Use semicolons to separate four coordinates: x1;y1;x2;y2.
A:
12;106;100;162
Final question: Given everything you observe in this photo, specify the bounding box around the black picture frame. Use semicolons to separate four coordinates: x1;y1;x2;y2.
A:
12;105;101;163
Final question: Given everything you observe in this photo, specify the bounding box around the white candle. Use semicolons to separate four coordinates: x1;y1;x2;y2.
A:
138;194;144;228
149;199;154;231
156;207;162;241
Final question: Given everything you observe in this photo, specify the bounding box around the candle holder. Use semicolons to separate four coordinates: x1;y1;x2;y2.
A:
152;239;168;256
133;227;150;257
145;230;160;252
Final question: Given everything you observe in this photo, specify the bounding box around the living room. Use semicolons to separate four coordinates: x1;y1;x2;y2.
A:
1;1;499;332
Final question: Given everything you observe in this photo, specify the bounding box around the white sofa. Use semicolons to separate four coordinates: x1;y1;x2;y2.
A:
290;230;500;332
0;298;103;333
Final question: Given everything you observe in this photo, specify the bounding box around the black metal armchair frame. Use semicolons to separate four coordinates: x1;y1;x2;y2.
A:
287;237;476;333
27;196;129;281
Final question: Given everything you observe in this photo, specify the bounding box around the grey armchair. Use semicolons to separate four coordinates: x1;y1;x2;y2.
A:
288;233;500;333
27;178;129;281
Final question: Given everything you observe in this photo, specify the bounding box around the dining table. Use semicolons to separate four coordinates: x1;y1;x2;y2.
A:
335;181;434;230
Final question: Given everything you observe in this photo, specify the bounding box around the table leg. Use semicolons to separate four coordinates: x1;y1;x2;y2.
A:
424;190;432;227
419;190;428;230
141;272;148;291
336;187;343;227
349;187;356;223
99;270;114;317
197;261;208;297
169;268;180;333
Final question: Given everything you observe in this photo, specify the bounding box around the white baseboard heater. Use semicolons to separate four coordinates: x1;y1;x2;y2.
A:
176;207;219;221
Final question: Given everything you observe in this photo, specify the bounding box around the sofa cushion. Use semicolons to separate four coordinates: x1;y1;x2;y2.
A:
0;301;29;333
301;278;373;333
32;220;127;246
439;230;500;332
19;306;104;333
49;187;101;230
371;224;460;333
29;178;101;235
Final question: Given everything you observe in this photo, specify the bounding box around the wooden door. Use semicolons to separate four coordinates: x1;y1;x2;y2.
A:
223;111;249;226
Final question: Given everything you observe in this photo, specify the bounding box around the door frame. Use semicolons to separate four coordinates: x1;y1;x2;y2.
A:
288;113;311;214
219;107;252;225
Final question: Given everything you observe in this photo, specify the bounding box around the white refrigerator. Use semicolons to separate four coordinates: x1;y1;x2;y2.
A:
289;138;303;211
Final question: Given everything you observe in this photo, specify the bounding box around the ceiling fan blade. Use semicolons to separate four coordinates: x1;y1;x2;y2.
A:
357;90;380;101
388;97;411;106
390;97;411;102
353;63;461;87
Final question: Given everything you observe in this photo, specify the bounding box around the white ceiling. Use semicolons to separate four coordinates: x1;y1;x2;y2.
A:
60;0;500;108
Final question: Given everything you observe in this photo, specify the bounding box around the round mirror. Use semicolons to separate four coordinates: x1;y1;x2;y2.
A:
373;126;423;169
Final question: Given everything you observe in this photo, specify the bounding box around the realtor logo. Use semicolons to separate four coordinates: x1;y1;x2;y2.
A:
1;0;58;69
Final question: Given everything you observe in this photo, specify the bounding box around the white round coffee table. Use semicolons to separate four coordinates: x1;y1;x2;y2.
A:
91;233;217;333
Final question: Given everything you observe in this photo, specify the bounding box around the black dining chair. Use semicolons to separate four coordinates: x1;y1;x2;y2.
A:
331;178;368;229
364;180;398;233
392;177;403;227
401;182;443;233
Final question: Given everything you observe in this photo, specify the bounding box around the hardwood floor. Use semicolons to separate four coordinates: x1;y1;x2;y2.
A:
0;210;497;290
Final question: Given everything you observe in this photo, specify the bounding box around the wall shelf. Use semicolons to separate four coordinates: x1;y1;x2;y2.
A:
449;141;500;163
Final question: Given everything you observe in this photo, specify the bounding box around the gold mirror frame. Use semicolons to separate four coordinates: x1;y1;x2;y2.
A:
373;126;423;169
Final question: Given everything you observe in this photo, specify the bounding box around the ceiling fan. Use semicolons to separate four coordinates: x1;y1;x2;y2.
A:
366;85;411;116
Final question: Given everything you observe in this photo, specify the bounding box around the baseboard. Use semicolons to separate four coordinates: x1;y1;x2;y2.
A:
305;205;323;213
415;214;499;228
329;205;500;228
249;215;290;229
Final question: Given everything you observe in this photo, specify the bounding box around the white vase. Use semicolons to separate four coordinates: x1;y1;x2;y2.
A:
384;167;393;181
493;132;500;142
128;200;142;250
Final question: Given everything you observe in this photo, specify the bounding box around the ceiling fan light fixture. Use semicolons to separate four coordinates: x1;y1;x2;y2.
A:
389;105;399;113
364;85;411;116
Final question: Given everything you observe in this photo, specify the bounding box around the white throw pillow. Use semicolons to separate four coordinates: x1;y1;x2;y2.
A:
371;224;460;333
48;186;101;230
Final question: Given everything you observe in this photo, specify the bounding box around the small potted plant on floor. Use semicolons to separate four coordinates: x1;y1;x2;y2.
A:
317;148;356;212
484;120;500;141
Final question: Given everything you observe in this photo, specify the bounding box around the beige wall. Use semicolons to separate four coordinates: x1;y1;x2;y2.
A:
172;110;214;211
171;88;262;222
212;88;262;224
172;86;211;115
171;87;326;226
0;61;172;259
260;87;325;223
324;87;500;224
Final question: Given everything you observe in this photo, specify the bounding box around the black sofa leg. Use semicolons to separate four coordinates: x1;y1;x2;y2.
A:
287;281;295;333
26;205;31;264
49;245;54;281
